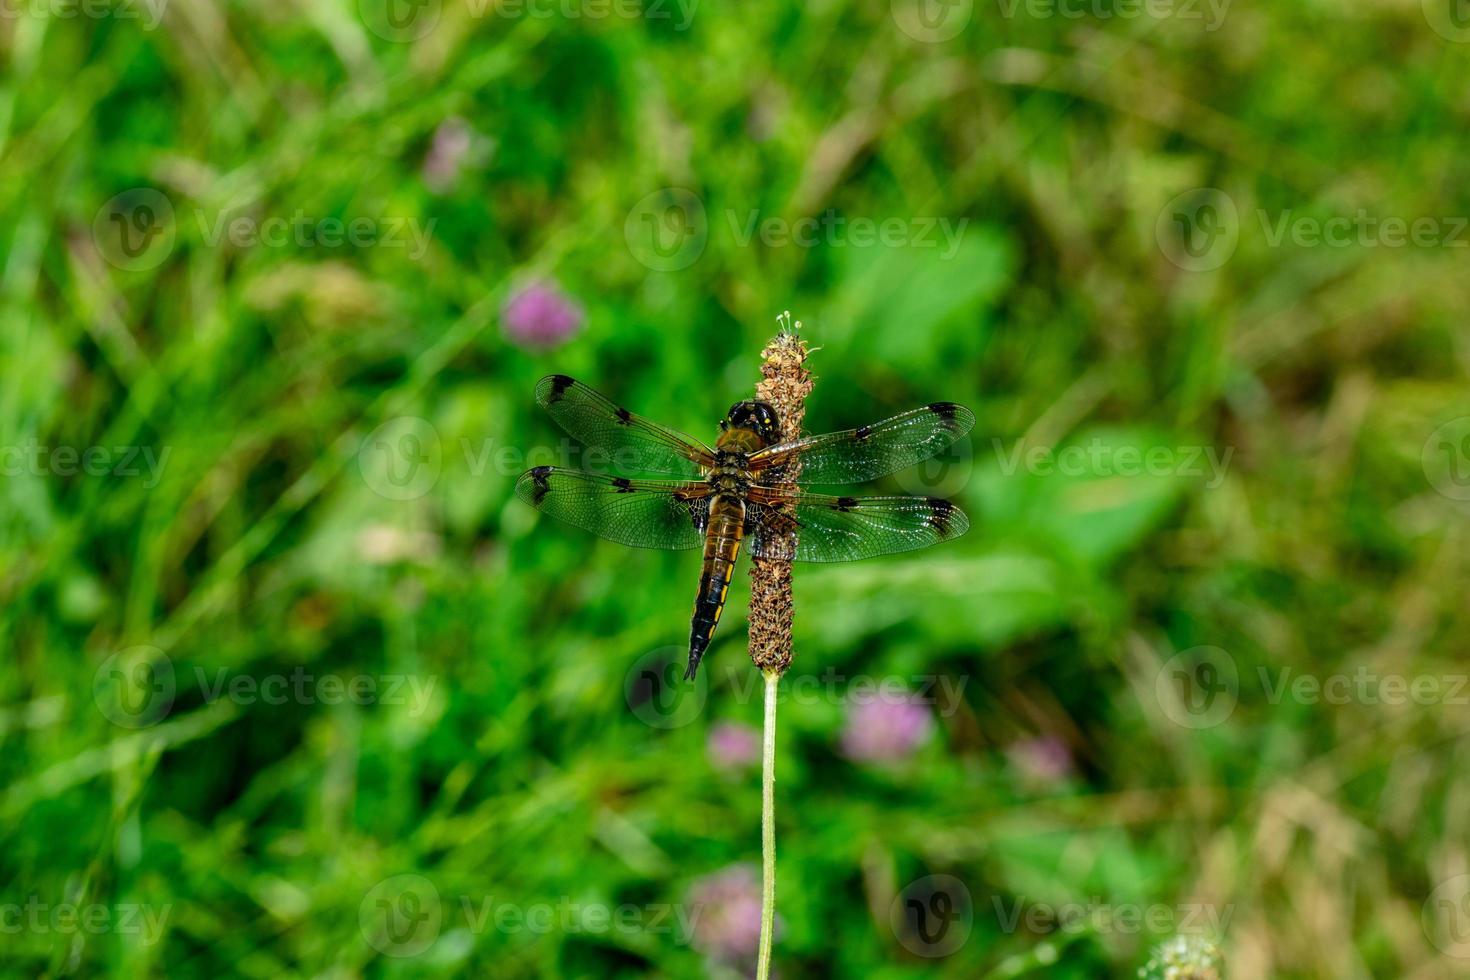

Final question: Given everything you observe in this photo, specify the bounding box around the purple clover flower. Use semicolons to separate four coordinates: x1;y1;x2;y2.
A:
707;722;762;771
1005;734;1074;786
501;280;584;350
422;116;489;194
840;693;934;764
687;864;775;966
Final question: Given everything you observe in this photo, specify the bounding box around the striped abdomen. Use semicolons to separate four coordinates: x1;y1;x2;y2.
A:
686;494;745;679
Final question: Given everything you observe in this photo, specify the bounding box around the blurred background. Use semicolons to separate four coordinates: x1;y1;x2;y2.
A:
3;0;1469;977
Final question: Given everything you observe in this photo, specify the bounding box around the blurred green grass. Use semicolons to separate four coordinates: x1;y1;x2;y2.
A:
3;1;1470;978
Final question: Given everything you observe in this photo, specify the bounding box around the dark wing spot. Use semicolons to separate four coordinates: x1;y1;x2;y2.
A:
615;406;633;425
926;497;956;535
612;477;636;493
928;402;962;428
529;466;553;505
854;424;873;441
835;496;859;512
547;374;574;402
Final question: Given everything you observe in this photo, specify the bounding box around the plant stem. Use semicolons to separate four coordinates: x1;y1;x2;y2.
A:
756;667;780;980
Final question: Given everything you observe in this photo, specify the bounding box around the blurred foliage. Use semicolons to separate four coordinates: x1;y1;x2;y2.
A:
1;1;1469;978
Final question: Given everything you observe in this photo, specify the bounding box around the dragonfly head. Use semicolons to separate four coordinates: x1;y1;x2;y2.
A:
720;399;781;450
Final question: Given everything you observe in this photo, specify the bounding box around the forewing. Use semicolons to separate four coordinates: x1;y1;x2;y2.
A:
746;488;969;563
515;467;712;550
535;375;715;477
747;402;974;484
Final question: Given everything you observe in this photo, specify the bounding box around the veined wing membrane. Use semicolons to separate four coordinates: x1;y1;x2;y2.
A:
748;402;974;485
535;375;715;477
746;488;969;563
515;467;712;550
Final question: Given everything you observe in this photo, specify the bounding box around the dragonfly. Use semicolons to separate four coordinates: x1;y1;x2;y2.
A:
515;374;974;679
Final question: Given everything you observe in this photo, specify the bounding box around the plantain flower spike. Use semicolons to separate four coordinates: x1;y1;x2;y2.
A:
1138;935;1224;980
747;311;813;675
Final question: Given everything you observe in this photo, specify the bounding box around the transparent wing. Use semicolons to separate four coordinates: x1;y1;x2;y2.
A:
747;402;974;484
534;375;715;477
515;467;712;550
746;487;969;563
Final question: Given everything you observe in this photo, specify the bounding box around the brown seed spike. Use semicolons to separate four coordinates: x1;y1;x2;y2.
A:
749;312;813;676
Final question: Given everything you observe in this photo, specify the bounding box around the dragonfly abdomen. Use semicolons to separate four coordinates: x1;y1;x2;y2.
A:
686;494;745;679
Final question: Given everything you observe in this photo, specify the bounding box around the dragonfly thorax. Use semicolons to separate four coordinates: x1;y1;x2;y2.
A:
707;450;754;495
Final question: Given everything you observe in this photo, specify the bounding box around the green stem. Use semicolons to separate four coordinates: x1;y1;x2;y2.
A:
756;668;780;980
